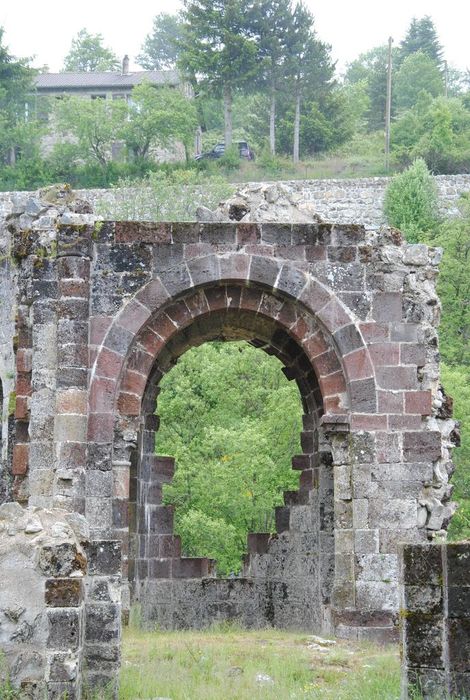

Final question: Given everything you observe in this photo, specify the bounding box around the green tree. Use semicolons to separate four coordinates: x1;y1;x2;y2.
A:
383;158;439;242
284;2;334;162
121;82;198;160
442;364;470;541
395;51;443;111
137;13;183;70
63;28;119;72
344;44;399;132
392;95;470;173
252;0;292;155
157;341;303;574
53;95;126;167
0;28;35;163
179;0;260;147
398;16;444;68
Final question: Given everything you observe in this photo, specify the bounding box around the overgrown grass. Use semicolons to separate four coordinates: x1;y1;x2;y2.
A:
120;626;401;700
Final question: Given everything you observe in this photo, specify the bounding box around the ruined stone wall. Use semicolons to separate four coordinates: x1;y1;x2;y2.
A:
0;173;470;229
400;542;470;700
0;186;461;695
0;504;122;699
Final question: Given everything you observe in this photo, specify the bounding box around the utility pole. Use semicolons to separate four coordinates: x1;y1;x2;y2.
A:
444;60;448;97
385;36;393;172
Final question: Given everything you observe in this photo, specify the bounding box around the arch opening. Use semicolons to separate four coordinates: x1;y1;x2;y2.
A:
111;285;342;629
150;339;304;576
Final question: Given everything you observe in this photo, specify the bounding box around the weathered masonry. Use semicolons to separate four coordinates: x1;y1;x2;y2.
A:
0;188;458;697
400;542;470;699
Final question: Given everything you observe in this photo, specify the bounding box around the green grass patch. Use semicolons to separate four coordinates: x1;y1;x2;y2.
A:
120;627;401;700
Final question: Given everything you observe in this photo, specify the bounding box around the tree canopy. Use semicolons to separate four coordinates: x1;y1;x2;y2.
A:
395;51;443;111
63;28;120;72
399;15;444;68
121;82;198;160
158;341;302;574
137;13;183;70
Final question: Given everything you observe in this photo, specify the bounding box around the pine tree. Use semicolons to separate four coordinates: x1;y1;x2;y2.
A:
399;16;444;68
179;0;260;147
284;2;334;162
252;0;292;154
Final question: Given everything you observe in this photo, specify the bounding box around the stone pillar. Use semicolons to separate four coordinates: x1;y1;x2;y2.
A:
83;540;122;697
400;542;470;700
53;224;93;514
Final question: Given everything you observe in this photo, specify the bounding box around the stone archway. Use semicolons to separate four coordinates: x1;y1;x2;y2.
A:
2;196;457;698
89;271;367;632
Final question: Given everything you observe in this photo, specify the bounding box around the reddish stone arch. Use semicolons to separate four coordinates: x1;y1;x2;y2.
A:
89;256;378;429
88;256;379;630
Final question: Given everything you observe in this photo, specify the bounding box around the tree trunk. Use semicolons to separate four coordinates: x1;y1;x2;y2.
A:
269;80;276;155
293;87;300;164
223;84;233;148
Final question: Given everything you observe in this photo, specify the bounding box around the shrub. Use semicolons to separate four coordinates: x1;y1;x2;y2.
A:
216;145;241;173
383;158;439;241
256;150;295;178
95;169;234;221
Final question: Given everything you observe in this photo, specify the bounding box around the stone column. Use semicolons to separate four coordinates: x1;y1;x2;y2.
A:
53;224;93;514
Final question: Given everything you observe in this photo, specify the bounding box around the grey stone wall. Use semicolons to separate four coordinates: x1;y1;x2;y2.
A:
0;185;462;695
1;173;470;229
0;502;122;698
400;542;470;700
0;195;18;503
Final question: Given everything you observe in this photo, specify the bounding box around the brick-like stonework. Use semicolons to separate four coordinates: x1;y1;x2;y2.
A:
0;186;461;696
400;543;470;699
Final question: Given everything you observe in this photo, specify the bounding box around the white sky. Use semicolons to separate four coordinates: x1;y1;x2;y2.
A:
1;0;469;75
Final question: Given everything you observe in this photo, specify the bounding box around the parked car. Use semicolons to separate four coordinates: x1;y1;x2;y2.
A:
195;140;255;161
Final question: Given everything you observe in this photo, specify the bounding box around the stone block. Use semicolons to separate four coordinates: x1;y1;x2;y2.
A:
376;432;401;463
276;264;309;298
87;541;121;575
45;579;83;607
447;543;470;586
405;391;432;415
403;585;443;615
187;254;220;286
448;619;470;671
400;544;443;586
38;542;86;578
261;223;291;245
333;323;363;356
369;499;417;529
448;587;470;618
354;529;379;554
47;609;81;650
249;255;281;288
372;292;403;323
403;613;445;668
356;581;398;611
391;323;419;342
85;603;120;643
48;652;79;682
349;378;377;412
450;672;470;698
406;668;447;700
403;432;442;462
85;497;113;530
